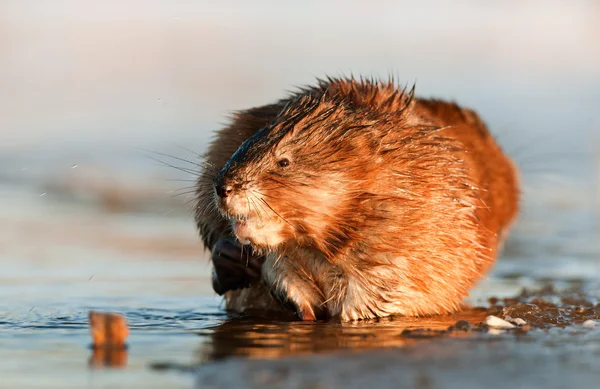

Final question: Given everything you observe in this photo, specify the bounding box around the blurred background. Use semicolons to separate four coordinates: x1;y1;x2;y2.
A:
1;0;599;330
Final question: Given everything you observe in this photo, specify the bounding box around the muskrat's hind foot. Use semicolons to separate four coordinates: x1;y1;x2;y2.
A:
211;238;265;295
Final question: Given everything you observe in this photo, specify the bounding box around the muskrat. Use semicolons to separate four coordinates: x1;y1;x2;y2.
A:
195;77;519;321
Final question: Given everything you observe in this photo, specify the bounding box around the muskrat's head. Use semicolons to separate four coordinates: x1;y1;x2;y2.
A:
214;79;417;255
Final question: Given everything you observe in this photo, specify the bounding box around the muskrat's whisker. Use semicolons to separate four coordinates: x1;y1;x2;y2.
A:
261;179;296;190
166;178;198;182
256;200;269;221
259;198;293;227
249;196;267;222
184;196;202;208
172;187;200;198
140;148;208;169
170;189;198;198
257;184;288;191
141;150;219;176
249;198;259;221
249;192;269;221
250;192;264;217
173;145;218;166
173;185;198;192
250;189;279;200
143;149;203;167
256;187;290;195
249;197;264;226
247;195;257;218
145;155;201;176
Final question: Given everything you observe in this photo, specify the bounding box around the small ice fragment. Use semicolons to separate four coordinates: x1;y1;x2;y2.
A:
512;318;527;326
39;192;46;196
71;164;78;169
485;315;515;329
582;320;597;328
504;316;527;326
89;276;95;281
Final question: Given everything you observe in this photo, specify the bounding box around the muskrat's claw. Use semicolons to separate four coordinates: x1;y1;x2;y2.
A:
296;302;328;321
268;283;328;321
211;238;265;295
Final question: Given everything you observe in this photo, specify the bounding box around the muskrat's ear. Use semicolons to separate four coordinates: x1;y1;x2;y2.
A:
273;95;336;144
275;123;299;148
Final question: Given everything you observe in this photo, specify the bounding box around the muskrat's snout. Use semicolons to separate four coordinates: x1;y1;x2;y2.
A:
213;173;245;215
214;168;257;223
213;164;291;248
214;167;230;198
215;179;233;198
214;165;240;202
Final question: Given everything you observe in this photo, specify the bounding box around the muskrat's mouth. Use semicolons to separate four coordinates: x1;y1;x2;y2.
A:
231;214;248;223
226;212;256;225
228;213;255;245
224;208;284;248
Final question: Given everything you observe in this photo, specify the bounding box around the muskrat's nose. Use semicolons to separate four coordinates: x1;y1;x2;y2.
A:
216;183;234;198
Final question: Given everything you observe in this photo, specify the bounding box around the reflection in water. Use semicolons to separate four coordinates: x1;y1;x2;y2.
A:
88;346;128;368
195;308;489;361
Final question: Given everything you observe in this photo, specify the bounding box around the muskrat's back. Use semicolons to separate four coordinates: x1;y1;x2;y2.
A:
415;99;519;258
195;78;519;321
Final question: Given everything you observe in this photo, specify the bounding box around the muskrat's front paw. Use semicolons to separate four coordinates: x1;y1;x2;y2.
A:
211;238;265;295
269;287;328;321
296;303;327;321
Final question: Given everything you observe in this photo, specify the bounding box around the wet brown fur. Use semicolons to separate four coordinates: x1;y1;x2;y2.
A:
195;77;519;321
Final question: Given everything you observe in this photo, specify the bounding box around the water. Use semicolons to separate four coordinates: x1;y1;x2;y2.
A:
0;143;598;388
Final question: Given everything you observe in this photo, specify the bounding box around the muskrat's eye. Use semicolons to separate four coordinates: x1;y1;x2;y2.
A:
277;158;290;168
